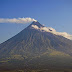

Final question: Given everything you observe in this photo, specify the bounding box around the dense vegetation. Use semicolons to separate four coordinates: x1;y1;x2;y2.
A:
1;69;72;72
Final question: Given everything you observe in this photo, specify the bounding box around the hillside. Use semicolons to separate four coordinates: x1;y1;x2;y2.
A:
0;21;72;70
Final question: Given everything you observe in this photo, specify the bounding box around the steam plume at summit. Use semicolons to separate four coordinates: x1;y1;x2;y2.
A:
0;17;37;24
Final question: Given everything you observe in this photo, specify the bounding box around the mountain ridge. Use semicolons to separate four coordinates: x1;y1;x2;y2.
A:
0;21;72;70
0;21;72;56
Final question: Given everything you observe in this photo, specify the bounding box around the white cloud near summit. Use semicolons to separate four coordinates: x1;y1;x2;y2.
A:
0;17;37;24
31;25;39;29
32;25;72;40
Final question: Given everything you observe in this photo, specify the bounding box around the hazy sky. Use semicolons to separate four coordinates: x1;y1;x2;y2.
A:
0;0;72;43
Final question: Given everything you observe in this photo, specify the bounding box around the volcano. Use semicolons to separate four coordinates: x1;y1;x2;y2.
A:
0;21;72;70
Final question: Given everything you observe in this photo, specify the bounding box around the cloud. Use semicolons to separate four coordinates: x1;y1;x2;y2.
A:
32;25;72;40
0;17;37;24
31;25;39;29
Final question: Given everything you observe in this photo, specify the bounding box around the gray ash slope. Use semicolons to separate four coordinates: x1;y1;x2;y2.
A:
0;21;72;69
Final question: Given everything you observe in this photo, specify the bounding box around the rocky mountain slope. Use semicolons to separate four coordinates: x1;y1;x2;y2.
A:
0;21;72;70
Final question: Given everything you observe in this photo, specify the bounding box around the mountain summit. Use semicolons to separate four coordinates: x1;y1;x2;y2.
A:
0;21;72;70
30;21;44;27
27;21;44;29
